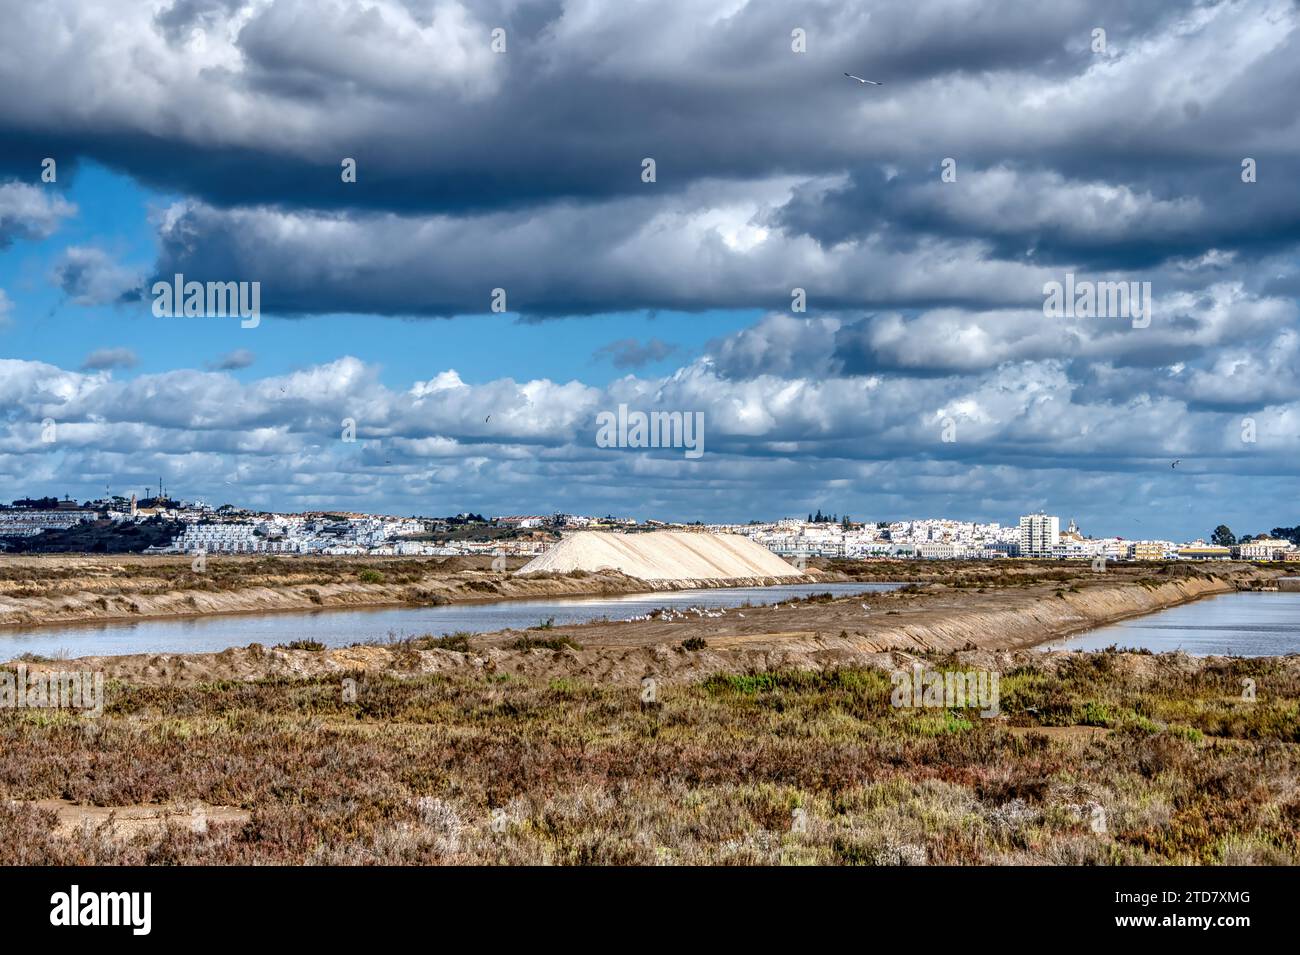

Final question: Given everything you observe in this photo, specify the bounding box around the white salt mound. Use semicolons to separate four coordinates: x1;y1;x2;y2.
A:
516;531;803;582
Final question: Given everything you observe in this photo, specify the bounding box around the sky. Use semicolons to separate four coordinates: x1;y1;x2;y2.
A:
1;0;1299;540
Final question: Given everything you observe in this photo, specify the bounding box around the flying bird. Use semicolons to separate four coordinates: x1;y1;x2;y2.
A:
1171;460;1181;469
844;73;883;85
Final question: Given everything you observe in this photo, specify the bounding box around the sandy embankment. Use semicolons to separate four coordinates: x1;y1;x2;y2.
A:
15;569;1270;688
861;573;1237;652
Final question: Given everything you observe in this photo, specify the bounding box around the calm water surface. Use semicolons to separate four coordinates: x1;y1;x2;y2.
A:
9;583;1294;660
1042;591;1300;656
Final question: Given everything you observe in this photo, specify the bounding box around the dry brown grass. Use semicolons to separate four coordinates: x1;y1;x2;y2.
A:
0;651;1295;865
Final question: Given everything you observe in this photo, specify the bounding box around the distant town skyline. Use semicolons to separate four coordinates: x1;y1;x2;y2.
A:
6;490;1296;564
0;488;1287;548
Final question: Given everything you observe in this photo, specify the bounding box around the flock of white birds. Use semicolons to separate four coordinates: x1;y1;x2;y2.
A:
618;601;872;623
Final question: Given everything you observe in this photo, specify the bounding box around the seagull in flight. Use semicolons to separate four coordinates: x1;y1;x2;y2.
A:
1171;460;1181;469
844;73;883;85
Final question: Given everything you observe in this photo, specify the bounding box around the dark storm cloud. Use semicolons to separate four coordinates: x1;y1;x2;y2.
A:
773;161;1300;270
0;0;1215;215
707;281;1298;390
9;0;1268;323
593;338;679;369
153;0;246;41
146;186;1068;317
207;348;256;371
50;247;145;306
0;181;75;248
80;347;139;371
9;0;1298;343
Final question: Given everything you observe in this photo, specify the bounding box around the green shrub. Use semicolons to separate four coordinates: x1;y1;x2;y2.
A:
1078;700;1112;726
510;635;582;652
1166;724;1204;744
436;632;473;653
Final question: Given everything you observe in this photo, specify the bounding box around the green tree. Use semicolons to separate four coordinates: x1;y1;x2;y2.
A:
1211;524;1236;547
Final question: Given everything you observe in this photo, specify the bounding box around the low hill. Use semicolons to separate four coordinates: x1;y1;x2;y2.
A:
0;518;182;554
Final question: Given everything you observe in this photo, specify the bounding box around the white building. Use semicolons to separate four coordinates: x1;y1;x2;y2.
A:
0;509;98;537
1019;514;1060;557
915;541;960;559
1238;538;1292;561
494;515;547;529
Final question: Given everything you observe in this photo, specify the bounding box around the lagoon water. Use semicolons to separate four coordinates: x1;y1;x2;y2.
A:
0;582;901;659
1043;591;1300;656
7;583;1295;661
